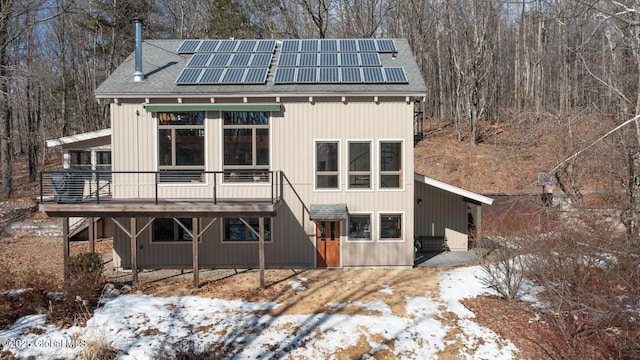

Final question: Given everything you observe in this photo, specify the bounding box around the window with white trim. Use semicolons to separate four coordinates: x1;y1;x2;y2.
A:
158;112;205;182
223;111;270;182
223;217;272;241
380;141;402;188
348;141;371;189
348;214;372;240
380;214;402;240
316;141;339;189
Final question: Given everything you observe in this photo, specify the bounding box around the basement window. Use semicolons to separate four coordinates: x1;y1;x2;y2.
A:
222;217;272;242
152;218;194;242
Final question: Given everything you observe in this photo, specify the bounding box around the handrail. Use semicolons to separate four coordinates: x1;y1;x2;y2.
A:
39;169;282;205
280;172;310;220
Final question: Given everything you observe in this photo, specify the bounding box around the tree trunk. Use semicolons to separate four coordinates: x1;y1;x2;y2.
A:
0;0;12;199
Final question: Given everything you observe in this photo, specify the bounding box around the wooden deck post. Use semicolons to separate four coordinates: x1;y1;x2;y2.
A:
259;218;265;289
130;218;138;286
476;205;483;242
193;219;199;288
88;217;95;253
62;217;70;285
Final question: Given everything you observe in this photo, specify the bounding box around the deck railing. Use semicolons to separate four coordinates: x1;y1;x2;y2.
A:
39;170;283;205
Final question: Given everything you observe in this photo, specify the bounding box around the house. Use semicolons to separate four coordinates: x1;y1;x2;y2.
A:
39;22;492;288
45;129;114;242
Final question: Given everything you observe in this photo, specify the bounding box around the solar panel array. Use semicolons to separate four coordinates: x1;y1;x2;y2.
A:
175;39;408;85
176;39;276;85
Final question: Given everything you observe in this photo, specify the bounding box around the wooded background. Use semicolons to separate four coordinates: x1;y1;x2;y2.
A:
1;0;640;214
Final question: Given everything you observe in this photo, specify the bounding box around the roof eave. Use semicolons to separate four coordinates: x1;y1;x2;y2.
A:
414;173;494;205
95;91;427;100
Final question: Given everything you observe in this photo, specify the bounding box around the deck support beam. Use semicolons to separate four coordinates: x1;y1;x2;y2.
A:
88;217;95;253
112;217;154;287
130;218;138;286
259;218;265;289
192;219;199;288
62;217;70;286
240;217;266;289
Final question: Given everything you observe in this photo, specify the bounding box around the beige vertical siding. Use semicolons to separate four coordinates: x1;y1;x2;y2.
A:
414;182;469;251
112;97;416;269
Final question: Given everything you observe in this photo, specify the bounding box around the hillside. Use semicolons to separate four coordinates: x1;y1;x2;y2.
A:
414;117;611;195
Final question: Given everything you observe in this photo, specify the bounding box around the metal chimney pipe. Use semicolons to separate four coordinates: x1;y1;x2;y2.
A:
133;18;144;82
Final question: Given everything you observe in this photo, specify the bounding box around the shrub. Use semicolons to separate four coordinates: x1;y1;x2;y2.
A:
66;252;104;301
478;236;528;301
79;337;119;360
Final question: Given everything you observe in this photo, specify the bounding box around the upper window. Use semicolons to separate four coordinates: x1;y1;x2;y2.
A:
380;142;402;189
158;112;205;182
152;218;194;242
223;112;269;182
380;214;402;240
316;141;339;189
348;142;371;189
223;217;272;241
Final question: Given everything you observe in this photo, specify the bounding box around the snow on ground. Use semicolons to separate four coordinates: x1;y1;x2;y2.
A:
0;266;540;359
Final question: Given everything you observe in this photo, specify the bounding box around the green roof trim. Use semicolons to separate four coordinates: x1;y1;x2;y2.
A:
144;104;281;112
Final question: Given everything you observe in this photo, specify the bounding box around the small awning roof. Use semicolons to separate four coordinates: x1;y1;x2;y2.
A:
309;203;348;221
414;173;493;205
144;104;281;112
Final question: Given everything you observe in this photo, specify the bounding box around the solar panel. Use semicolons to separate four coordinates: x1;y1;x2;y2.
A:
340;53;359;66
278;53;298;66
221;68;245;83
341;67;362;83
384;67;408;83
177;40;201;53
237;40;257;52
362;67;385;83
339;39;357;52
217;40;238;52
209;53;232;67
250;53;273;67
198;40;219;52
273;67;296;83
319;53;338;67
376;39;396;53
281;40;299;52
178;38;408;86
301;39;318;52
244;68;269;84
296;67;317;82
187;54;212;67
256;40;277;53
299;53;318;66
360;53;381;66
199;68;224;83
229;53;251;67
320;39;338;52
358;39;376;52
318;67;339;83
176;68;202;84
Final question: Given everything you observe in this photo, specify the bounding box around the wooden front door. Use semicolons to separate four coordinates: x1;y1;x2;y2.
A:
316;221;340;267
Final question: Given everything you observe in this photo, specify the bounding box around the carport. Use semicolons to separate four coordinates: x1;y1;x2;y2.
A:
414;173;493;252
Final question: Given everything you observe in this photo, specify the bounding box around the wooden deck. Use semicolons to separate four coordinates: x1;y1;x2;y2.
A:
39;197;283;218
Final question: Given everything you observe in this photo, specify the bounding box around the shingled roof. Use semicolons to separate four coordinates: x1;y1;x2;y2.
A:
95;39;427;99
